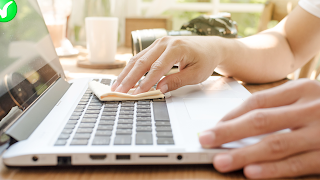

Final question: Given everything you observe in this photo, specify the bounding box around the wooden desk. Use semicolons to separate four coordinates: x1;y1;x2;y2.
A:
1;47;319;180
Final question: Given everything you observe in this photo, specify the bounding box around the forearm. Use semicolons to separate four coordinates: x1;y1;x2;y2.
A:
215;6;320;83
215;30;295;83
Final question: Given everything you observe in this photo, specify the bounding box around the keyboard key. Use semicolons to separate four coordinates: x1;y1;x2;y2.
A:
156;126;172;132
105;101;119;104
102;112;117;116
117;124;133;129
119;115;134;119
136;117;151;121
76;105;86;109
92;137;110;145
153;98;165;102
105;104;118;108
87;106;102;110
120;107;134;111
136;121;152;126
157;132;173;138
77;128;94;133
74;108;84;112
153;102;170;121
69;116;80;120
100;116;116;120
118;119;133;124
85;110;101;114
155;121;171;126
77;101;88;105
114;135;131;145
73;133;91;139
67;120;78;124
64;124;76;129
136;113;151;117
99;120;114;125
122;101;134;105
62;129;73;134
136;126;152;132
137;109;151;113
79;123;95;128
119;111;134;115
137;101;150;105
90;102;103;106
103;108;118;112
121;103;134;107
81;118;97;123
54;140;67;146
116;129;132;135
97;125;113;130
83;114;99;118
80;97;90;101
136;133;153;145
95;130;112;136
157;138;174;145
70;139;88;145
58;134;70;139
137;105;150;109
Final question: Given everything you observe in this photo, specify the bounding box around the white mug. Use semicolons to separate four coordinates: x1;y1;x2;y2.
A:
85;17;118;64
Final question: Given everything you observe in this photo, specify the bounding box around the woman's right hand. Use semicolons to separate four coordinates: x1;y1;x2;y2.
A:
111;36;226;94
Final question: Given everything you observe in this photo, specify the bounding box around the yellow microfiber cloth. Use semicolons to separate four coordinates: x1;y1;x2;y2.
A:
88;81;164;101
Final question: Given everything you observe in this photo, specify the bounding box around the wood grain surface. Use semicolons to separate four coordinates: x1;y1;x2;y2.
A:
1;47;319;180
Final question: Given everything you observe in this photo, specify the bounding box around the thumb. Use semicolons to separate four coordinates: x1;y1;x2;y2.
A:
157;68;200;93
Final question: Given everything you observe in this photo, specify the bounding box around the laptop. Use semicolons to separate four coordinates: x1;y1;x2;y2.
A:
0;0;254;166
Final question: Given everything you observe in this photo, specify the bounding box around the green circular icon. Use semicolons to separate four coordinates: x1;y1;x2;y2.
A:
0;0;17;22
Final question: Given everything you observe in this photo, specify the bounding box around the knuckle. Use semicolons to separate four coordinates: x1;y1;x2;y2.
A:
128;57;138;65
150;60;163;72
135;56;148;67
170;38;183;47
169;75;183;90
159;36;171;43
266;135;289;154
248;93;266;109
250;110;269;130
286;157;304;175
268;162;279;175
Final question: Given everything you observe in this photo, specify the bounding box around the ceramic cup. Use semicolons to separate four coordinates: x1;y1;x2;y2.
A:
85;17;118;64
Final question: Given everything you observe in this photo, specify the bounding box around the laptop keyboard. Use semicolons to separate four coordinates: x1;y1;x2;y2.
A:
54;78;174;146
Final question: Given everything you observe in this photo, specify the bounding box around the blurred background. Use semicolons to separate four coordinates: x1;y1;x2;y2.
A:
36;0;320;80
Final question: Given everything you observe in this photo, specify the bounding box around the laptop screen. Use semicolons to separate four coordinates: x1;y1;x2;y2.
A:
0;0;65;130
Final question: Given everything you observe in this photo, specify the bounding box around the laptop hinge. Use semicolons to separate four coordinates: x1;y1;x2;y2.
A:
5;78;70;141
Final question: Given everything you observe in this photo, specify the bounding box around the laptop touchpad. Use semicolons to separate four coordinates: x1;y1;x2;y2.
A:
183;98;244;122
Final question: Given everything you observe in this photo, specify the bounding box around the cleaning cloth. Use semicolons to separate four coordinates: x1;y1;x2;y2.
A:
88;81;164;101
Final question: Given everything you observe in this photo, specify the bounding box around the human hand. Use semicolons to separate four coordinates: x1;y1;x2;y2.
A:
111;36;224;94
199;79;320;179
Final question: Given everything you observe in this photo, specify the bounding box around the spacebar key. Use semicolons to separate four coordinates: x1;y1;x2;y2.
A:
153;102;170;121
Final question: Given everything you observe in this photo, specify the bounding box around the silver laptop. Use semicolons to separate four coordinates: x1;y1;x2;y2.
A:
0;0;253;166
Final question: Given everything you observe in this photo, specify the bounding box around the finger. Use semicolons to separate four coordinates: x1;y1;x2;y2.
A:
244;150;320;179
220;81;300;122
132;46;184;94
111;40;158;91
213;126;320;173
115;43;166;93
199;105;304;148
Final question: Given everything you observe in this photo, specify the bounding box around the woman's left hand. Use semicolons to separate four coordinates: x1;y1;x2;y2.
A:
199;79;320;179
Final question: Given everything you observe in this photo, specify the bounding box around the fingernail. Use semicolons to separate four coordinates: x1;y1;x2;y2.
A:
214;154;233;171
245;165;262;178
159;84;168;93
133;86;142;95
199;131;215;148
115;84;123;92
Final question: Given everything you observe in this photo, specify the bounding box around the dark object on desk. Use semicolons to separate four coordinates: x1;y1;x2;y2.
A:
131;13;238;55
